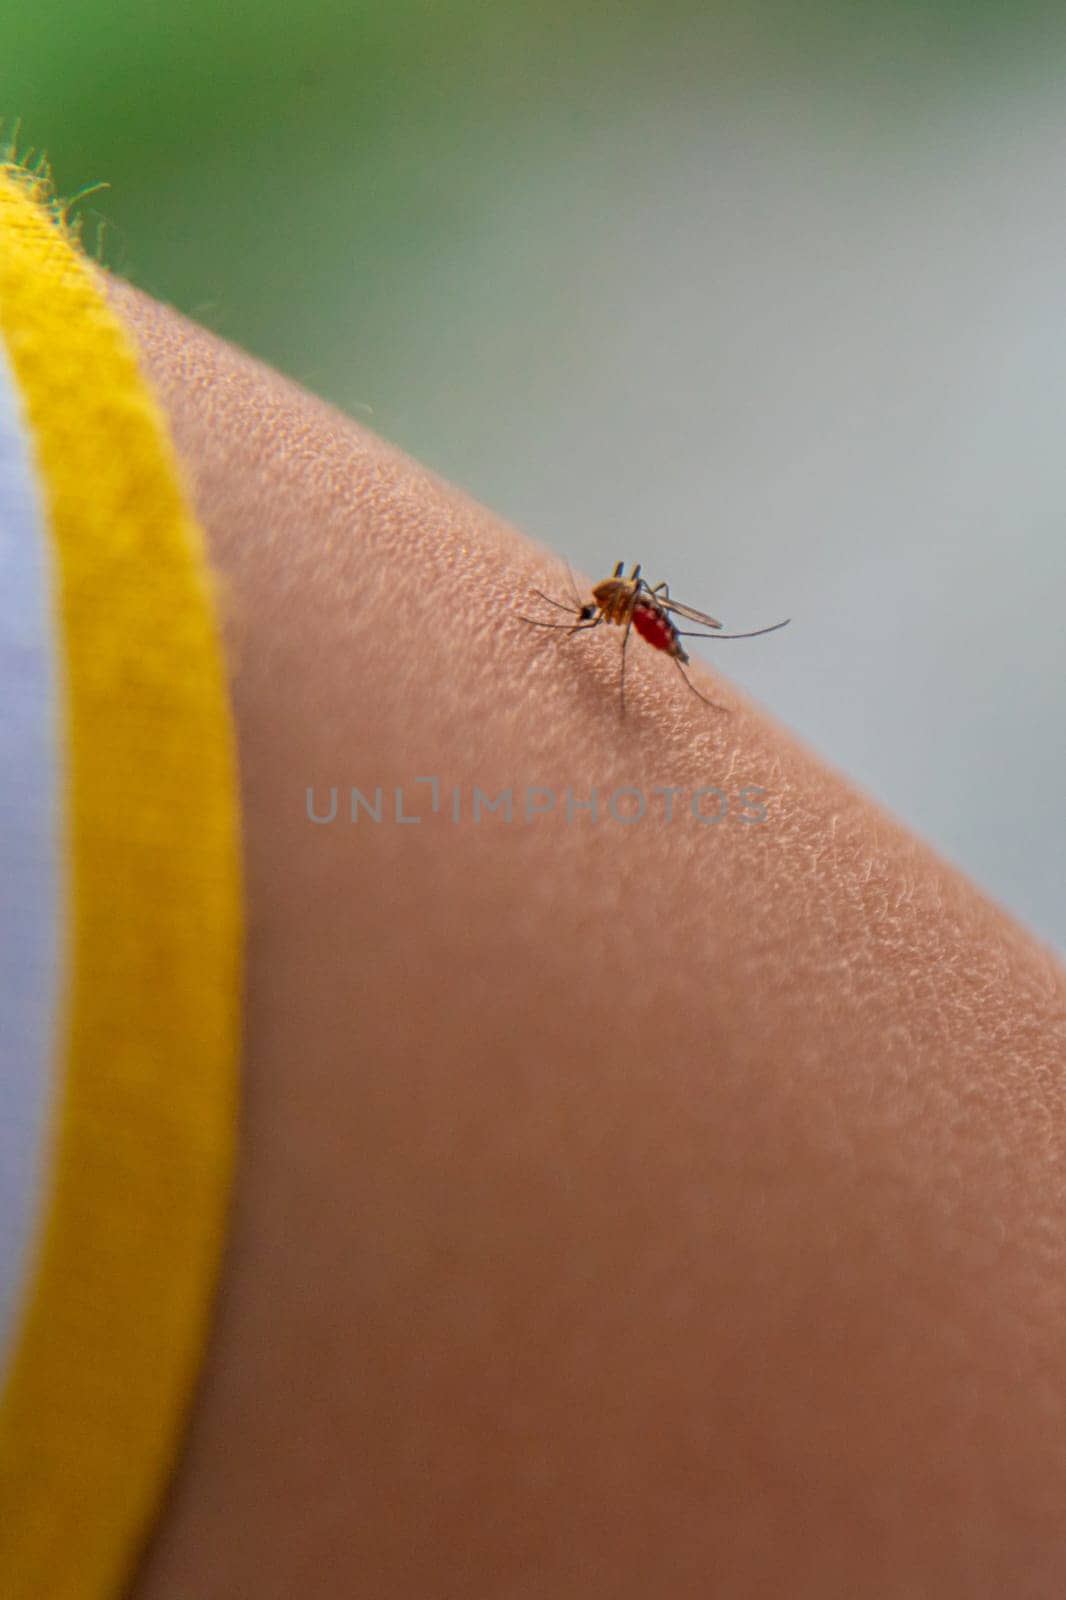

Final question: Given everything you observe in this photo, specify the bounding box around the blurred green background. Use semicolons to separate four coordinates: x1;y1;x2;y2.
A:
4;0;1065;946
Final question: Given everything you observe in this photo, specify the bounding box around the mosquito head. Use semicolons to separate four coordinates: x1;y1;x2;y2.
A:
579;602;596;621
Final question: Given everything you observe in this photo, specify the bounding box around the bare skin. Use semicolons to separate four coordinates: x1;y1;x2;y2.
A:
107;278;1066;1600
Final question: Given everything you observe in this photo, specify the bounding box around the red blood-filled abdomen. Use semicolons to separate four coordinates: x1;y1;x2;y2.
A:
632;601;680;656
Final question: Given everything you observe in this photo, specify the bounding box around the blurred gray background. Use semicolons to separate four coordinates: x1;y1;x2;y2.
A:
4;0;1063;948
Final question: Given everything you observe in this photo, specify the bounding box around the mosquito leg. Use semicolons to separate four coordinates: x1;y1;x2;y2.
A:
674;619;790;641
673;656;728;713
633;577;666;604
567;617;602;639
619;614;634;717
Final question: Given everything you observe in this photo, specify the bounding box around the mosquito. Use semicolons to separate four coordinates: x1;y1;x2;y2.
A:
518;560;790;713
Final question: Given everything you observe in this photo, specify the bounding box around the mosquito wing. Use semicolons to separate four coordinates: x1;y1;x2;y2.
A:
659;595;723;630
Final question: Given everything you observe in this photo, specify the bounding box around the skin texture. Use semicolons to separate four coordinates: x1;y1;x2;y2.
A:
106;278;1066;1600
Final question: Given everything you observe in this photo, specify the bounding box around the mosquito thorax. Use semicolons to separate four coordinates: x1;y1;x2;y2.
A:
591;577;632;615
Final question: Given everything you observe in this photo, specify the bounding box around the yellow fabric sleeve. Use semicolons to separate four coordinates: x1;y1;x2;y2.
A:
0;164;242;1600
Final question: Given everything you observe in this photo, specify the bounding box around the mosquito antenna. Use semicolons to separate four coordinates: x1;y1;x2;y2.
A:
675;618;791;641
516;613;602;636
530;587;581;616
563;559;585;613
